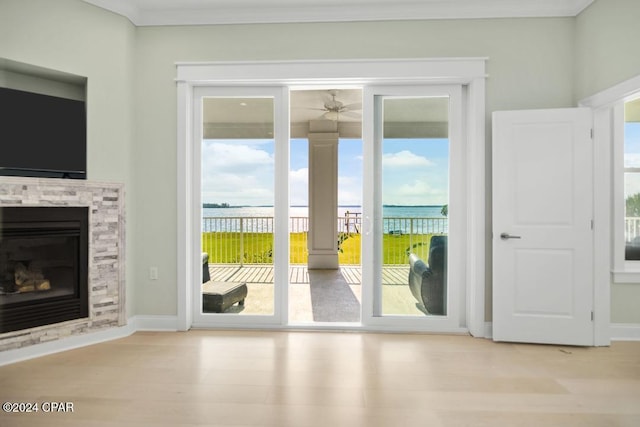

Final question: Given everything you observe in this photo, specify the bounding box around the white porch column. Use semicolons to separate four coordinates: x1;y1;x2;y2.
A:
307;120;339;269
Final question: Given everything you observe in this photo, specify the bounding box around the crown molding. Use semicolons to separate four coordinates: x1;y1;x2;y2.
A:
84;0;141;24
83;0;595;27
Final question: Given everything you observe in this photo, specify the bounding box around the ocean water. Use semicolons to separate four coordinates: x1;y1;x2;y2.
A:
203;205;445;218
202;205;447;234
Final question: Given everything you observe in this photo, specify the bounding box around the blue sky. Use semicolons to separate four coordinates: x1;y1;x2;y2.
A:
202;137;449;206
625;123;640;167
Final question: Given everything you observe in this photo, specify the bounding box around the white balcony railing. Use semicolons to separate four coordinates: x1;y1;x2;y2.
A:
202;216;448;265
625;217;640;243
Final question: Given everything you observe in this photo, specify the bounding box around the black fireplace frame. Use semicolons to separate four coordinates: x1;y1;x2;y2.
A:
0;206;89;333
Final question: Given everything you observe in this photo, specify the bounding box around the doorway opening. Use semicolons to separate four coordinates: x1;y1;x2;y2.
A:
289;88;364;324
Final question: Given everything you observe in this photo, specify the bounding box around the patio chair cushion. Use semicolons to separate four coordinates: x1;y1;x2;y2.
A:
408;236;447;315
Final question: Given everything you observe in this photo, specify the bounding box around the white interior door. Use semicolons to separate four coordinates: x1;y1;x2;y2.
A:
492;108;594;345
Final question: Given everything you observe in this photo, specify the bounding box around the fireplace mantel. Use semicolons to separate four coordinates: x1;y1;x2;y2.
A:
0;176;125;352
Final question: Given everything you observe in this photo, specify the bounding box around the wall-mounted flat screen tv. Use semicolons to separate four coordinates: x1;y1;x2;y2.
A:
0;87;86;179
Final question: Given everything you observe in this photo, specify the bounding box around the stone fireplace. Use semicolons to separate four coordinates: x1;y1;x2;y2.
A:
0;177;125;352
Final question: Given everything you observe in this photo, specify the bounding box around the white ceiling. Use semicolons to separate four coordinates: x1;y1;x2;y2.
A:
83;0;594;26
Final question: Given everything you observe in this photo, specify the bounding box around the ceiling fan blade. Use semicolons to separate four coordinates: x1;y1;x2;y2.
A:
342;102;362;111
341;111;361;119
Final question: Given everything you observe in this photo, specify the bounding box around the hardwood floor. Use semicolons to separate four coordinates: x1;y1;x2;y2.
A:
1;330;639;426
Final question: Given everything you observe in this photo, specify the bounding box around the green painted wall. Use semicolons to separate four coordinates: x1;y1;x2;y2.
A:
575;0;640;101
0;0;137;316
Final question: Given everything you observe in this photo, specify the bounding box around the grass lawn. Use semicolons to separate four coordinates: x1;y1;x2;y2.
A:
202;232;442;264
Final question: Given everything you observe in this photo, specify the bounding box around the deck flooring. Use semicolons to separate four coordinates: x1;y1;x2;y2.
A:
206;264;418;318
209;264;408;285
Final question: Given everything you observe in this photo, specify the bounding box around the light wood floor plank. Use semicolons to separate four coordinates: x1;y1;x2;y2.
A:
1;331;639;426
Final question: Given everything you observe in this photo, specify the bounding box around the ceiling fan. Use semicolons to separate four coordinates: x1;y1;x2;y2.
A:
311;89;362;121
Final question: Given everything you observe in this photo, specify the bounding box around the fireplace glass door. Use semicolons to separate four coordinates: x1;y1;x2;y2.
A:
0;207;88;333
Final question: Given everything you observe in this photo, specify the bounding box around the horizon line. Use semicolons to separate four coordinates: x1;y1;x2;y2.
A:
203;204;446;208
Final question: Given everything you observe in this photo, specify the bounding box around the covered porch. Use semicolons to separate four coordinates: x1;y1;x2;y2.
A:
205;264;423;321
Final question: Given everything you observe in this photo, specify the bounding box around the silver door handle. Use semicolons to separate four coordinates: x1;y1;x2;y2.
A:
500;232;521;240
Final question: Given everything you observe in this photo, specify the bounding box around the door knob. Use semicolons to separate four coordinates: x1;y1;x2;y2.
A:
500;232;521;240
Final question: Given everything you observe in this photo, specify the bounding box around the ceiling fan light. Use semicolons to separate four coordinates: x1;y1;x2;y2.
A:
324;111;339;121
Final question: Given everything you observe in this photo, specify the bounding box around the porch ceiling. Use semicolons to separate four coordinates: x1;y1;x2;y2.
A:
202;88;449;140
626;98;640;122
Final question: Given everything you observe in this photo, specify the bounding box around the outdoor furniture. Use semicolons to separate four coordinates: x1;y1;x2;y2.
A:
408;235;447;315
201;252;248;313
202;252;210;282
202;281;248;313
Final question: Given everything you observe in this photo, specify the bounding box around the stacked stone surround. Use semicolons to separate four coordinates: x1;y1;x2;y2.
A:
0;177;125;352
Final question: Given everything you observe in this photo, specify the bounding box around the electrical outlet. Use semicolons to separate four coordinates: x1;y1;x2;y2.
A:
149;266;158;280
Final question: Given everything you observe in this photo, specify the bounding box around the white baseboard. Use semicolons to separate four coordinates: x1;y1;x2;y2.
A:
610;323;640;341
0;321;136;367
131;315;179;331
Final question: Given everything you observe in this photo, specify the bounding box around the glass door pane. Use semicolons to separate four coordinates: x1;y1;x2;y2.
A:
362;84;462;330
201;97;276;315
380;96;450;316
193;86;289;327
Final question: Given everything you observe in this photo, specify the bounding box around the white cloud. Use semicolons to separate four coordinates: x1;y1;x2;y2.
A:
202;141;274;205
382;150;434;168
625;153;640;168
288;169;362;206
383;178;447;205
338;175;362;206
289;167;308;206
203;142;273;173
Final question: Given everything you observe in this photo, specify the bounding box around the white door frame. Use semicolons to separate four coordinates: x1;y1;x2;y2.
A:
176;58;487;334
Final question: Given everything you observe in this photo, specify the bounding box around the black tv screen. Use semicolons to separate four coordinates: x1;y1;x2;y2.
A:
0;87;86;179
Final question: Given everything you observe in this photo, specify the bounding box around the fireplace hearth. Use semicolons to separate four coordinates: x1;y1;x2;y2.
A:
0;207;89;333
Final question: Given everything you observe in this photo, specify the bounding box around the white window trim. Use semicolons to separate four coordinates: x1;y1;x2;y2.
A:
581;74;640;285
580;74;640;347
175;58;487;335
613;100;640;282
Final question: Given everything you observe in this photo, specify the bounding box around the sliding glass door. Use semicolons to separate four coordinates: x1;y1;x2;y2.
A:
362;85;464;331
190;83;465;331
192;86;289;326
